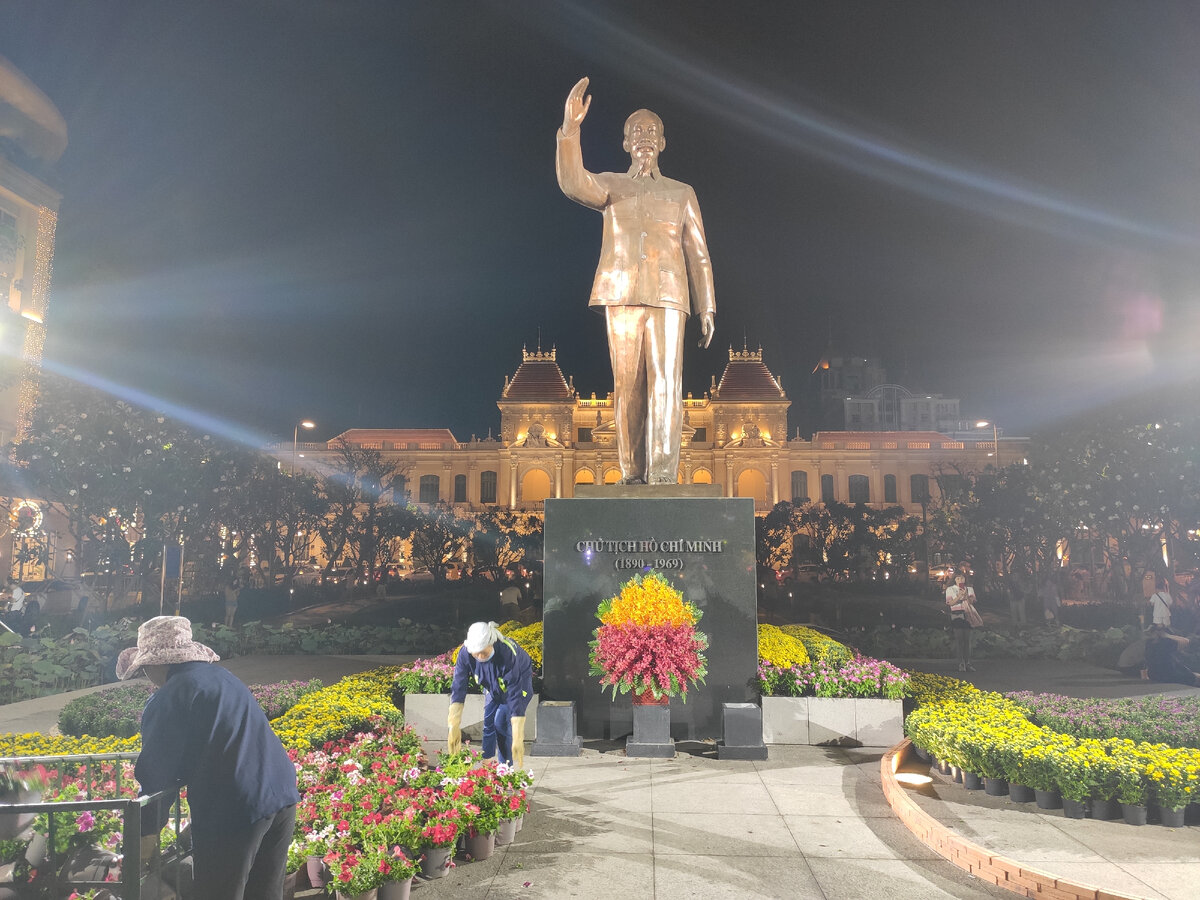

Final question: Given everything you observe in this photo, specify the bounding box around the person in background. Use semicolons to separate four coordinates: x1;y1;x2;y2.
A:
1149;576;1174;630
945;574;979;672
1143;624;1200;687
5;578;29;635
117;616;299;900
447;621;533;768
223;577;241;628
1039;576;1061;625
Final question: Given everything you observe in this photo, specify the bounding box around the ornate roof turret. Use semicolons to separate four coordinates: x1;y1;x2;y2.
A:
501;344;575;400
711;344;786;400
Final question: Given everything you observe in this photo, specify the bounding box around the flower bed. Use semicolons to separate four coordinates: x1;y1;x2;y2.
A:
1007;691;1200;750
57;679;322;739
906;677;1200;812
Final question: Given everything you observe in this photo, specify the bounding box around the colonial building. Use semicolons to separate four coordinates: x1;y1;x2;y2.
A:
293;345;1021;517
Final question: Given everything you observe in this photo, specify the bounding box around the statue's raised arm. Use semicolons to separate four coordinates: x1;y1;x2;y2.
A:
562;76;592;136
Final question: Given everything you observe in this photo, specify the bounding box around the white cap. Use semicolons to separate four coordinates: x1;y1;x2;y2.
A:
465;621;502;654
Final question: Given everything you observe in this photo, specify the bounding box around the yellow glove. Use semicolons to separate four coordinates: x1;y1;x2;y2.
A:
447;702;464;756
511;716;527;769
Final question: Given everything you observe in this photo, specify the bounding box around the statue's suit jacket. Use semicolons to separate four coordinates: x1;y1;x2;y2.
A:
556;129;715;318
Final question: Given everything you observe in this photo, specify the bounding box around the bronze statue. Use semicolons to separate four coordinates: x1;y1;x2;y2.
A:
556;77;715;485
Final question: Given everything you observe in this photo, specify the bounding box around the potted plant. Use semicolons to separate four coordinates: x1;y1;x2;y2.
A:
588;572;708;703
324;839;390;900
376;847;419;900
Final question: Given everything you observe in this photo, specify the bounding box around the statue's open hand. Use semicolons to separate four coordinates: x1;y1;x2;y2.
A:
563;77;592;135
699;312;715;349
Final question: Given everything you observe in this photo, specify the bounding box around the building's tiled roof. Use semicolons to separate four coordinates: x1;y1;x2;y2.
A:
712;347;786;400
330;428;458;446
501;347;574;401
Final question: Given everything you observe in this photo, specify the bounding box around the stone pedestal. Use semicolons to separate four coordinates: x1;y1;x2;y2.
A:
719;702;767;760
543;494;757;742
529;700;582;757
626;705;675;758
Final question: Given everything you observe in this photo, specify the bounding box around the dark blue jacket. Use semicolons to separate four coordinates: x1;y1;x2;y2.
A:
449;636;534;716
135;662;300;836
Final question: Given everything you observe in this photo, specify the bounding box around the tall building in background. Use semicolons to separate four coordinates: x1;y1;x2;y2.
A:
0;54;65;446
810;343;961;433
0;55;66;580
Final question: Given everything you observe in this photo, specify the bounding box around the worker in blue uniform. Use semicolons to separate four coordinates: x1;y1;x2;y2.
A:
447;621;533;767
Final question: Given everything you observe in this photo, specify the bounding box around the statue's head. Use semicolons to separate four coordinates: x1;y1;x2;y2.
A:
623;109;665;165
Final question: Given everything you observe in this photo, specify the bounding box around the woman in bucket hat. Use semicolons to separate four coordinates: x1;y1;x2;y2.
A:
118;616;299;900
447;621;533;768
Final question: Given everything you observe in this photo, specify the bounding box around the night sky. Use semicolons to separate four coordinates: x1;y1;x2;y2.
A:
3;1;1199;447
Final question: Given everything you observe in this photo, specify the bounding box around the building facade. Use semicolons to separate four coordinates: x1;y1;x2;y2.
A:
1;54;66;581
292;345;1021;518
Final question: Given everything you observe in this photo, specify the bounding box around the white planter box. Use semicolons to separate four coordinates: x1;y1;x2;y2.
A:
761;697;902;748
401;693;538;743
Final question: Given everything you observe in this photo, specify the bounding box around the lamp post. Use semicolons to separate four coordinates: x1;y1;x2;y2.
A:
292;420;315;476
976;420;999;467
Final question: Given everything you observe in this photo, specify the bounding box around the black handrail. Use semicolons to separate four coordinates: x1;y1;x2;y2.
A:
1;753;184;900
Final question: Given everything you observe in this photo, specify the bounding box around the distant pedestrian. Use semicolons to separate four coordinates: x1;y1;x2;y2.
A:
1149;577;1173;630
1001;576;1026;625
1039;577;1061;625
223;578;241;628
945;574;980;672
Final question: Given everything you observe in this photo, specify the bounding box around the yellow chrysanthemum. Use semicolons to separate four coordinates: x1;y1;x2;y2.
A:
599;572;697;627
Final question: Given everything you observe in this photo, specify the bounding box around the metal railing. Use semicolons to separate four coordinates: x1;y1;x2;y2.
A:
1;753;185;900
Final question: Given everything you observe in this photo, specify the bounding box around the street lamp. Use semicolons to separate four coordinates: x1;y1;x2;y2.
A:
976;420;999;466
292;420;315;476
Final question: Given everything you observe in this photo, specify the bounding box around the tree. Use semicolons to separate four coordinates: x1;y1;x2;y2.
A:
404;502;472;581
314;441;411;580
471;508;543;570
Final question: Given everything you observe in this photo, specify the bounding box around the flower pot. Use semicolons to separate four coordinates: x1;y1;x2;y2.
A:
950;765;963;783
335;890;377;900
514;812;524;832
1062;797;1087;819
1035;789;1063;810
1090;796;1121;820
24;830;49;866
912;745;931;763
306;854;332;889
1008;783;1035;803
935;758;951;775
983;777;1009;797
379;876;414;900
632;690;669;706
962;771;983;791
283;870;299;900
463;829;496;861
0;788;40;840
1158;805;1186;828
1121;803;1148;826
496;817;519;846
419;846;452;879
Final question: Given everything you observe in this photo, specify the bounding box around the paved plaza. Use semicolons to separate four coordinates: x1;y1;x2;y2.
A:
2;653;1198;899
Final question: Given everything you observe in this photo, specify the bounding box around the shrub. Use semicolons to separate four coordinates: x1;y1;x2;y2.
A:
58;685;152;738
756;624;809;668
778;624;853;666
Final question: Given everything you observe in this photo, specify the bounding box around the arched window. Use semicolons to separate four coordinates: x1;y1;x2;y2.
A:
521;469;552;504
820;474;835;503
884;474;897;504
790;471;809;504
692;468;713;484
848;474;870;504
480;470;497;504
453;474;467;503
910;474;930;504
419;474;440;504
736;469;768;506
574;468;595;484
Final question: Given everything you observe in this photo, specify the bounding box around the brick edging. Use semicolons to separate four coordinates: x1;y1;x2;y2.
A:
880;739;1139;900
